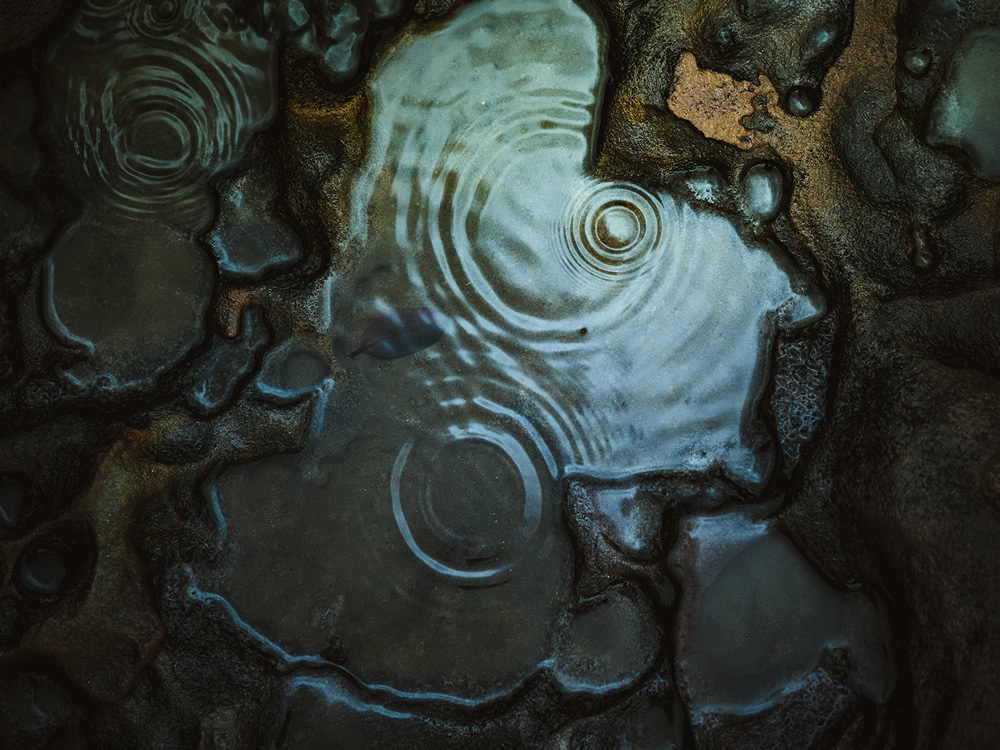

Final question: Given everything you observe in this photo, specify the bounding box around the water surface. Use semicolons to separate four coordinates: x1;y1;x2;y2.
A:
209;0;823;703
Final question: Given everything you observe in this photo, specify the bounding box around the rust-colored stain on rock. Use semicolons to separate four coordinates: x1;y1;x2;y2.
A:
668;51;777;150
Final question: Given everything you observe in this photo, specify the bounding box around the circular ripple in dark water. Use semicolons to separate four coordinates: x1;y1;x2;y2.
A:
46;0;275;228
559;181;670;283
392;419;546;583
80;0;201;39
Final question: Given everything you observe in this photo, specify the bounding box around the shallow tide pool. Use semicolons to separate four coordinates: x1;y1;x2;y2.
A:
200;0;852;707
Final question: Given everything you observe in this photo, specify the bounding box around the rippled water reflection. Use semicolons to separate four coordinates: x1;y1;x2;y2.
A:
209;0;824;702
40;0;278;385
340;0;822;487
47;0;276;227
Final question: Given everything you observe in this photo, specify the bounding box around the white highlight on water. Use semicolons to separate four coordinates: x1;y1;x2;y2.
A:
344;0;823;490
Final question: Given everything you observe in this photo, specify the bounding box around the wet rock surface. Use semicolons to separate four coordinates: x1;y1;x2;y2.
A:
0;0;998;747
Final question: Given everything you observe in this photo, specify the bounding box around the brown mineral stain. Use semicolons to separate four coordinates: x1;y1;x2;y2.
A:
759;0;901;290
668;52;777;150
217;288;254;339
618;90;648;127
284;69;370;272
669;0;903;289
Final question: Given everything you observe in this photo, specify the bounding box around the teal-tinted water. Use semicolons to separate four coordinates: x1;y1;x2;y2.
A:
41;0;278;385
209;0;828;703
338;0;822;491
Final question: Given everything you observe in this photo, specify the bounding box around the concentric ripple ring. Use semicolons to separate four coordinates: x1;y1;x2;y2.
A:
391;424;544;583
559;181;674;283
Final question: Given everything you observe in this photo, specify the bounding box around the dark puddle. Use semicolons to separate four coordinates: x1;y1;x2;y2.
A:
197;0;847;713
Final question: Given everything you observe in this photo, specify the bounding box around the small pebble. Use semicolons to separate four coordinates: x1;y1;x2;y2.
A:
0;475;24;528
911;245;935;272
903;48;931;76
19;548;67;596
809;26;837;54
785;87;816;117
742;163;785;221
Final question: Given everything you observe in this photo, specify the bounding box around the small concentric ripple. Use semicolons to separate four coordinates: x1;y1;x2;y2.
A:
559;182;673;283
49;0;274;228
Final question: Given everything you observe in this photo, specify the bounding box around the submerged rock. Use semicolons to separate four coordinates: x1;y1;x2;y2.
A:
927;29;1000;181
670;513;894;730
207;170;303;279
45;217;213;387
555;583;661;694
253;338;331;404
181;306;270;416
